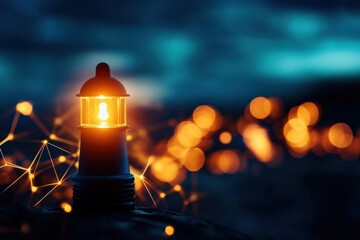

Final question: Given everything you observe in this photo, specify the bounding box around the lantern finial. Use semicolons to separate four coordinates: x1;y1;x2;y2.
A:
96;62;110;78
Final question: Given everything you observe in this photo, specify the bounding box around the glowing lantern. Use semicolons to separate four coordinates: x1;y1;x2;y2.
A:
78;65;128;128
73;63;135;212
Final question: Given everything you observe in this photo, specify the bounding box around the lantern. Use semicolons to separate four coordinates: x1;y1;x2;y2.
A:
72;63;135;212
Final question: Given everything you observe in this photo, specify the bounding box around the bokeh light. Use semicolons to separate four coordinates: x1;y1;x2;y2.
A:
61;202;72;213
164;225;175;236
249;97;272;120
297;102;320;126
193;105;216;129
242;124;276;163
151;156;179;183
182;147;205;172
219;131;232;144
176;121;203;148
16;101;33;116
0;96;358;218
328;123;353;148
207;150;244;174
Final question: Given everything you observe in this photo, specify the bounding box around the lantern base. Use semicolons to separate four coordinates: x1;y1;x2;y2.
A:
72;173;135;212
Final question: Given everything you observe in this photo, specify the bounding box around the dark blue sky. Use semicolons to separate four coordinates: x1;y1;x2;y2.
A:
0;0;359;107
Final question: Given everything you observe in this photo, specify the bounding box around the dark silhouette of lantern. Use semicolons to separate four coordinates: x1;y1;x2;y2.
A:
72;62;135;211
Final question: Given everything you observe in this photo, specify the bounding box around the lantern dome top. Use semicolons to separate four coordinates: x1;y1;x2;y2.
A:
77;62;129;97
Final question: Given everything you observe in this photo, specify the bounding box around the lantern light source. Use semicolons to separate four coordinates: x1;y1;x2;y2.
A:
72;62;135;212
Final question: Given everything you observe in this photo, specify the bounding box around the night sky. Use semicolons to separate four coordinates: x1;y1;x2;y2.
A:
1;1;360;240
1;0;360;107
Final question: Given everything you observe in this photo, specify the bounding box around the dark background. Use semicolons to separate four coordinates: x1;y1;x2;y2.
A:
0;1;360;240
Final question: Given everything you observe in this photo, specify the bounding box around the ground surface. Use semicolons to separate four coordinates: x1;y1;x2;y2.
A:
0;206;252;240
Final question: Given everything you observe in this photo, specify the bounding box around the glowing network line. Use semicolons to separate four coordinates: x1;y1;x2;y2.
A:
0;102;79;207
3;97;354;214
0;101;193;212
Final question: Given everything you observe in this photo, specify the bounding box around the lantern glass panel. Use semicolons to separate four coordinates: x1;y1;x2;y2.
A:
80;96;126;127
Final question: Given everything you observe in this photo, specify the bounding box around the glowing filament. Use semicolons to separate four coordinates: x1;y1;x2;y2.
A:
98;102;109;121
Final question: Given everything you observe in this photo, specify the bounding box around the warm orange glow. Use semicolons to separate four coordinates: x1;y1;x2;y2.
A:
296;106;310;126
328;123;353;148
341;138;360;160
210;110;223;132
134;175;143;191
249;97;271;119
217;150;240;173
268;97;282;118
61;202;72;213
54;117;63;126
309;130;319;149
283;116;310;153
171;168;187;185
219;131;232;144
297;102;319;126
288;118;307;131
242;124;275;163
58;155;66;163
49;134;57;140
2;94;359;211
236;117;250;134
165;225;175;236
151;157;179;182
176;121;203;147
167;137;188;158
126;134;133;141
321;128;335;153
286;129;309;147
16;101;33;116
283;102;320;155
138;129;147;137
174;185;182;192
284;120;310;148
193;105;216;129
207;150;243;174
80;96;126;128
182;147;205;172
7;133;14;141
